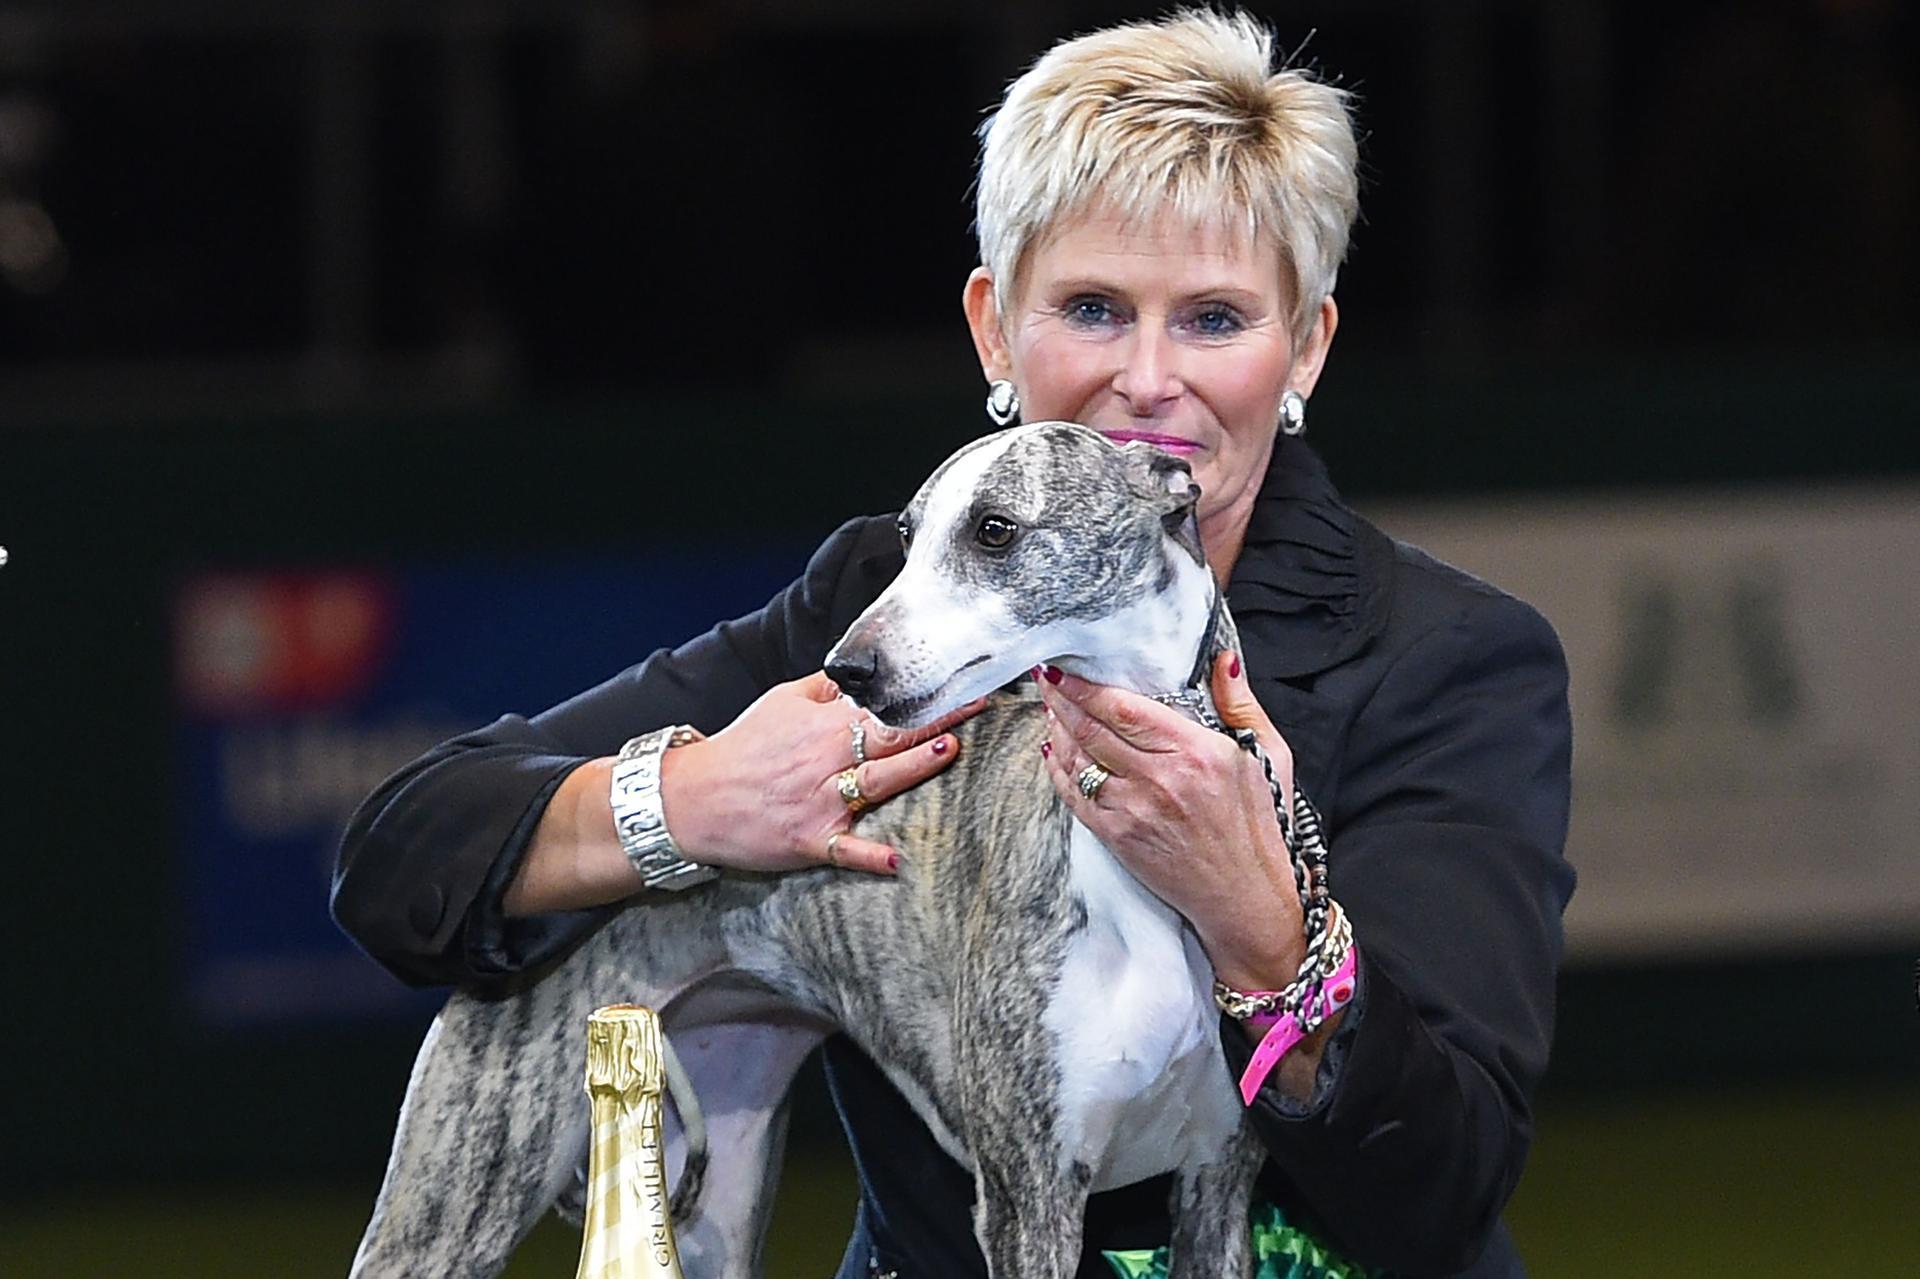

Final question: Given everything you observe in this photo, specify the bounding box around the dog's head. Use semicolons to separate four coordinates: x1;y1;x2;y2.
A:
824;421;1214;728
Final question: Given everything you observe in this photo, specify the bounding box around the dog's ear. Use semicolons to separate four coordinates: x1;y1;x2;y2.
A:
1122;444;1206;566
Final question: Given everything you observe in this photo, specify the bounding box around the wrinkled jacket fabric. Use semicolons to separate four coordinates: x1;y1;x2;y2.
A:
332;437;1575;1278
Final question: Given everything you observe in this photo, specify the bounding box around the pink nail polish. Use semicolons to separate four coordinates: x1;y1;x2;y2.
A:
1041;740;1052;758
931;737;949;756
1044;664;1063;685
1229;654;1242;679
887;852;901;872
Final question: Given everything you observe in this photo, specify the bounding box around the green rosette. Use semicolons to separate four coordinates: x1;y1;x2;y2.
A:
1102;1201;1384;1279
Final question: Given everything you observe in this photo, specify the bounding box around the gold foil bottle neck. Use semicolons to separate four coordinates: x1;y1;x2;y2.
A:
575;1004;685;1279
584;1004;666;1100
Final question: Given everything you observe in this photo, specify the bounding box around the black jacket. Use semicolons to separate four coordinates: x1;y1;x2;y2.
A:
332;438;1575;1278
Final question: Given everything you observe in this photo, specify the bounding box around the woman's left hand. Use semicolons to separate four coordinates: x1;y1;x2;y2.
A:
1037;652;1307;993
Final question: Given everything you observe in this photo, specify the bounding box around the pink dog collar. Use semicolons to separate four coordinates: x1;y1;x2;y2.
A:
1236;945;1359;1106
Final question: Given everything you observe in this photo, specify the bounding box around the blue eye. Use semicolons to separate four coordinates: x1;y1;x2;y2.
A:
1189;305;1244;336
1064;296;1118;327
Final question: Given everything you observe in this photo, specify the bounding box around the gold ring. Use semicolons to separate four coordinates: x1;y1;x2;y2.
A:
1076;761;1111;802
826;832;843;866
837;767;869;815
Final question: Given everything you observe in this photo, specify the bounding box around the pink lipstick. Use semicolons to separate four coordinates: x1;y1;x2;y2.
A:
1099;429;1200;454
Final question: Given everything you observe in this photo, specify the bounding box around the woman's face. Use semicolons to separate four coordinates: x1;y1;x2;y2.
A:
965;210;1335;553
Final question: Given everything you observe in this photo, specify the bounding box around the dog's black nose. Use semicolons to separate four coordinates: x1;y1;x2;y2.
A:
825;649;879;701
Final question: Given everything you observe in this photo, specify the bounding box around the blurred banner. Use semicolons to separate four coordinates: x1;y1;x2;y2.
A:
1369;484;1920;963
169;546;807;1027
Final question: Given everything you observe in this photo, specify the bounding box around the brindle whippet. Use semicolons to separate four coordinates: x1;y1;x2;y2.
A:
349;421;1264;1278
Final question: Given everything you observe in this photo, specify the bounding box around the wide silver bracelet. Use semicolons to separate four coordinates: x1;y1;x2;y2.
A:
610;725;718;892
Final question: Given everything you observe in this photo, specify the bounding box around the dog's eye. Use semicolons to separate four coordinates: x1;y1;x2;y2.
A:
975;514;1019;550
896;515;914;552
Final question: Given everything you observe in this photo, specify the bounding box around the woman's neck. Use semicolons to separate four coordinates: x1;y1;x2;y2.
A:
1197;435;1277;588
1200;489;1259;589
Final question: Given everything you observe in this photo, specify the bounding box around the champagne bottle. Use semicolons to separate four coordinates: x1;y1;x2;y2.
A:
575;1004;687;1279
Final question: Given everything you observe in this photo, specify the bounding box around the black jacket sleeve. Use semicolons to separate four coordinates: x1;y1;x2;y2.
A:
1224;594;1575;1276
329;515;905;990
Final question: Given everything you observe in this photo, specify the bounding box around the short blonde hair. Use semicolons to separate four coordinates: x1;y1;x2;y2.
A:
974;8;1359;346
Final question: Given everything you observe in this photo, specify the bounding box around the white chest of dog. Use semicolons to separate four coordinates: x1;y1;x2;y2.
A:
1049;823;1243;1191
350;422;1265;1279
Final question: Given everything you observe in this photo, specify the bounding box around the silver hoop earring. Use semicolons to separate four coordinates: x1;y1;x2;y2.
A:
1279;389;1307;437
985;379;1021;427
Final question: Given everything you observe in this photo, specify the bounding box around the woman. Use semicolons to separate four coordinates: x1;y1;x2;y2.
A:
332;12;1573;1278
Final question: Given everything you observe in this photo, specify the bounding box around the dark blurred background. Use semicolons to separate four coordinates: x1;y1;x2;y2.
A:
3;1;1917;1275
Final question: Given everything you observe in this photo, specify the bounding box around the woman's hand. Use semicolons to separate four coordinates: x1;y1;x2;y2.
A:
506;672;983;916
1036;653;1307;993
665;671;985;876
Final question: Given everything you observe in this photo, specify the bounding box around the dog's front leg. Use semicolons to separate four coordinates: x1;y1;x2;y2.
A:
953;963;1089;1279
969;1147;1090;1279
1164;1119;1263;1279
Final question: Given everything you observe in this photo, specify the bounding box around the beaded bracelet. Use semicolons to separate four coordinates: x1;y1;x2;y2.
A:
1214;903;1354;1028
1235;942;1360;1104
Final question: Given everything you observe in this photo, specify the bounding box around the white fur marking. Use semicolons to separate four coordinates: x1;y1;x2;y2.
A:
1045;822;1241;1190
